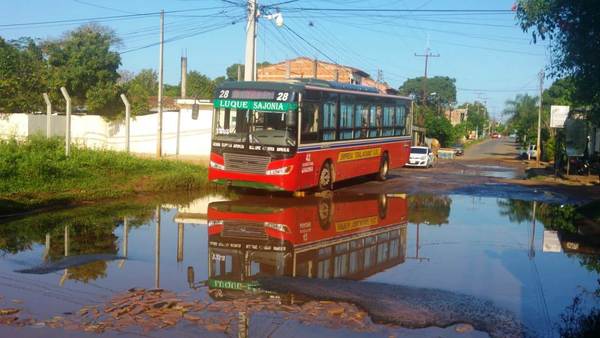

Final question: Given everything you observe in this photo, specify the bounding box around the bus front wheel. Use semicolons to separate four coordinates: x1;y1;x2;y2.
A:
376;154;389;181
318;162;333;191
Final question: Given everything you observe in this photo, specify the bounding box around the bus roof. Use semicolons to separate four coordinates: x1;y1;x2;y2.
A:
216;79;412;100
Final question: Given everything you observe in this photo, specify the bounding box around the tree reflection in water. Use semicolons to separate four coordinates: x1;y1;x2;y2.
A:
558;281;600;338
497;199;600;337
0;201;155;282
408;194;451;226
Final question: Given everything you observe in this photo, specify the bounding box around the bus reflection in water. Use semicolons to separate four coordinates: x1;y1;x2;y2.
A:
206;193;408;298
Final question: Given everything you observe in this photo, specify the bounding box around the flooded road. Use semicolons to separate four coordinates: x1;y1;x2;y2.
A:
0;192;598;337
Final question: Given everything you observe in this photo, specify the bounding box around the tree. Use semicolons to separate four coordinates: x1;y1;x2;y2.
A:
225;62;272;80
516;1;600;123
123;69;155;116
0;37;47;114
542;76;577;107
398;76;457;106
465;102;489;136
422;106;455;146
45;24;122;114
187;71;216;99
503;94;541;145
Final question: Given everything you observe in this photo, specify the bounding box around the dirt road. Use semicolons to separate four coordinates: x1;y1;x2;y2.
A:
340;137;596;204
462;137;519;160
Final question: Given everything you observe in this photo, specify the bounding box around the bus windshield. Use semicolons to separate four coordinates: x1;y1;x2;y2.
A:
213;108;297;147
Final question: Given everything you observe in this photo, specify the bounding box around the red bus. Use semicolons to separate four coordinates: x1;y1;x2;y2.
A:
206;194;408;296
208;80;412;191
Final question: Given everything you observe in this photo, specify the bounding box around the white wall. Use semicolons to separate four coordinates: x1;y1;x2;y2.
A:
0;105;214;156
0;114;29;139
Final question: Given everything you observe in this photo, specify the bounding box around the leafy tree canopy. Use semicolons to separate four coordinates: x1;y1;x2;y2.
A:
226;62;272;80
516;1;600;123
122;69;156;116
398;76;457;106
0;37;47;114
421;106;456;146
187;71;217;99
503;94;542;145
44;23;122;113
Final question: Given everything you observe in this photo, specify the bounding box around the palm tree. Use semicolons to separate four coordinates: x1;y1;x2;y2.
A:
503;94;540;145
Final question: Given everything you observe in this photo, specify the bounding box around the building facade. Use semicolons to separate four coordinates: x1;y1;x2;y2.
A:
257;57;392;93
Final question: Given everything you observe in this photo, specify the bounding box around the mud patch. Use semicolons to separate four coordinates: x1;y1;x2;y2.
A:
258;277;531;338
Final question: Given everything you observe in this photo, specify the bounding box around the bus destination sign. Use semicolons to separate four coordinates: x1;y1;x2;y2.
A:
214;99;298;112
231;89;274;100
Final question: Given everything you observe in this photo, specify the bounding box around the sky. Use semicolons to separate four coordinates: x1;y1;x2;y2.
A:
0;0;552;121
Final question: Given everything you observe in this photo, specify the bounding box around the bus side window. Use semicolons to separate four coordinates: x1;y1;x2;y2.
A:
301;102;319;144
361;105;369;139
322;101;337;141
340;101;354;140
354;104;363;139
395;105;406;135
369;106;378;138
383;106;394;136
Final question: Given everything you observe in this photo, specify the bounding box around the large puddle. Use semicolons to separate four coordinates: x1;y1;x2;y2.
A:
0;192;598;337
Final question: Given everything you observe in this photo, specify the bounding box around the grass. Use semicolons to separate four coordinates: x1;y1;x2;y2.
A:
0;136;209;214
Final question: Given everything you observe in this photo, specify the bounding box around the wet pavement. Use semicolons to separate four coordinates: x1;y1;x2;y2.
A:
0;189;599;337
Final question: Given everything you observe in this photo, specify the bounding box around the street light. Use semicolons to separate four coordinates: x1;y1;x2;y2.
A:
262;11;284;27
244;1;284;81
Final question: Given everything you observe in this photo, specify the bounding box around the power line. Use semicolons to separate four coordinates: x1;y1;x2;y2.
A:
0;6;237;28
282;24;337;64
458;87;539;93
415;47;440;104
277;7;514;14
73;0;137;14
119;16;245;54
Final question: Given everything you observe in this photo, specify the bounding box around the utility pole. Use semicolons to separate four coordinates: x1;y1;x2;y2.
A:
536;70;544;167
178;53;187;156
244;0;258;81
155;206;161;289
120;94;131;153
60;87;71;157
376;69;383;83
180;54;187;99
414;48;440;105
156;9;164;158
43;93;52;138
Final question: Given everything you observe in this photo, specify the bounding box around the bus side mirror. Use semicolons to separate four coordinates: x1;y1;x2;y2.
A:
192;103;199;120
286;111;297;127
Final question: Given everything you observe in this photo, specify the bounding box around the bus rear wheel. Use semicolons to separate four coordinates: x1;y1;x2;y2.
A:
318;162;332;191
376;154;389;181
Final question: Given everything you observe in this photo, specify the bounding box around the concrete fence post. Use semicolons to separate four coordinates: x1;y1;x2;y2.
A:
60;87;71;156
176;110;181;156
43;93;52;138
120;94;131;153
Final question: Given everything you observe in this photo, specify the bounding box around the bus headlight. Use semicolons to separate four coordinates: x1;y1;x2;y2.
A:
264;222;290;232
210;160;225;170
265;165;293;176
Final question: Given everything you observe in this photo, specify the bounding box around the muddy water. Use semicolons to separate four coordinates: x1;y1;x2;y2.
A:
0;192;598;337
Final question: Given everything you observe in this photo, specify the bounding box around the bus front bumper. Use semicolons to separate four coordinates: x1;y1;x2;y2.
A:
211;178;286;191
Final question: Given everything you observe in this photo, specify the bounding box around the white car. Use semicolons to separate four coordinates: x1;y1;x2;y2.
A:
406;146;434;168
519;144;537;159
